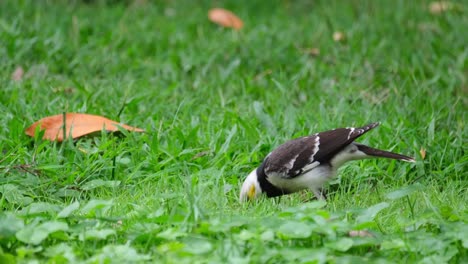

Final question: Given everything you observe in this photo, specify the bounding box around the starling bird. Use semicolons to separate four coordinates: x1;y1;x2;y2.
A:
239;122;414;202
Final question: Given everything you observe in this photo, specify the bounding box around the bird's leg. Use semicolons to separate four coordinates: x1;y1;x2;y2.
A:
274;196;282;204
312;188;327;200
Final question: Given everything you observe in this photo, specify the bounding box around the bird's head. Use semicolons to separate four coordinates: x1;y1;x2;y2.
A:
239;168;262;202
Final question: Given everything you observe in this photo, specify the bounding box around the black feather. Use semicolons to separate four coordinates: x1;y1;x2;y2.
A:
256;161;290;197
313;122;380;163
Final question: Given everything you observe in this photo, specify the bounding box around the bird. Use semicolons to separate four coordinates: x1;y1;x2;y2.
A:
239;122;415;202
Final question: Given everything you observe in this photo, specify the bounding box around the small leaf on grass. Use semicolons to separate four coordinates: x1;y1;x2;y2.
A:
25;113;144;142
182;237;213;255
88;244;150;262
223;183;233;194
326;237;354;252
55;188;81;199
444;222;468;249
15;246;43;259
428;118;435;143
157;228;186;240
385;184;423;200
356;202;389;223
147;208;165;219
79;229;116;241
278;248;328;263
80;199;113;216
116;157;131;165
43;243;76;262
0;212;25;238
236;229;256;241
57;201;80;218
261;230;275;241
0;252;16;264
20;202;62;216
253;101;277;135
277;221;313;239
0;184;33;205
381;238;405;250
16;221;68;245
208;8;243;30
156;241;185;253
81;179;121;191
219;125;237;153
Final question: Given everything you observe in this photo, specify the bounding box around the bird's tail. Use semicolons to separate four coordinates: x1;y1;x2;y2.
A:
356;144;415;163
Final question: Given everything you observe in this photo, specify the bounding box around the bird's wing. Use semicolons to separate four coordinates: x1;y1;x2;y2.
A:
263;122;380;178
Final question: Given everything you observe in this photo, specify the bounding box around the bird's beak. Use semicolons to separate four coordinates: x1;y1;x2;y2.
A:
247;185;256;200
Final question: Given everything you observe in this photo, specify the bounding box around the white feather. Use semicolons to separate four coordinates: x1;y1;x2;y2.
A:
239;169;261;202
330;143;368;168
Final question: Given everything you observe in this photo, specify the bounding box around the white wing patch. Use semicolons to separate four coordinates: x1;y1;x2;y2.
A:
309;136;320;162
347;127;355;140
285;154;299;170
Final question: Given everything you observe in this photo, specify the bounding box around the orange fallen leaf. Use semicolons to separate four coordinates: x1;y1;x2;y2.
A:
25;113;144;142
208;8;243;30
12;66;24;81
420;147;426;160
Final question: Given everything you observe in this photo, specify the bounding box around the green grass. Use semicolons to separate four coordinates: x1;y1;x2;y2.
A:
0;0;467;263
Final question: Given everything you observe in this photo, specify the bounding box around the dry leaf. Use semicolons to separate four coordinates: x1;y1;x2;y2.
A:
348;230;374;238
25;113;144;142
208;8;243;30
304;48;320;56
253;69;273;81
297;47;320;56
191;150;212;160
420;147;426;160
12;66;24;81
429;1;454;14
333;31;345;42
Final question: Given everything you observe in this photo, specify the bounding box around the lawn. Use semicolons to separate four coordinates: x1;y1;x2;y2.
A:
0;0;467;263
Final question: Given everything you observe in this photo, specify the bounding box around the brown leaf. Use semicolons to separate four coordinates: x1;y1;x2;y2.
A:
333;31;345;42
12;66;24;81
208;8;243;30
420;147;426;160
303;48;320;56
296;45;320;57
191;150;212;160
25;113;144;142
348;230;374;238
429;1;454;14
253;69;272;81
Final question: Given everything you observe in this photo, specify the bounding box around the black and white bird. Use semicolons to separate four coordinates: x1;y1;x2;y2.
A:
239;122;415;202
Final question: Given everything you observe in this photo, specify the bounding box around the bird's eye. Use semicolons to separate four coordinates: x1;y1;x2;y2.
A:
247;185;256;199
